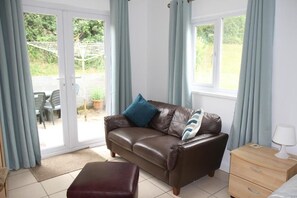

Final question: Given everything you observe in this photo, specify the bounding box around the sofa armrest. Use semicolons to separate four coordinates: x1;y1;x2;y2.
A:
176;133;228;159
104;115;134;132
177;134;216;146
104;115;135;149
169;133;229;187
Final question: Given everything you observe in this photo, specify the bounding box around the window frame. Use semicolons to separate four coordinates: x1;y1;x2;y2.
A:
191;10;246;96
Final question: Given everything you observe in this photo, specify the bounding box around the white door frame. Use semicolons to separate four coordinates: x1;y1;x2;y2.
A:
23;2;111;158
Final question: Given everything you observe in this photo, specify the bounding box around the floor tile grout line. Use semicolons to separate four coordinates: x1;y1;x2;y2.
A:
39;181;50;197
194;182;228;197
46;188;67;197
138;179;173;198
7;180;40;192
7;169;31;179
211;184;228;196
191;183;214;196
149;180;167;191
154;191;174;198
40;173;75;196
146;179;171;193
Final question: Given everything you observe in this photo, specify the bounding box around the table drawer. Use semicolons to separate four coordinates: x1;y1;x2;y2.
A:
229;174;272;198
230;155;285;191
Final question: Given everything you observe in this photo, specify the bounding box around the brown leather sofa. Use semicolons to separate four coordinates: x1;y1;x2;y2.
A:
105;100;229;196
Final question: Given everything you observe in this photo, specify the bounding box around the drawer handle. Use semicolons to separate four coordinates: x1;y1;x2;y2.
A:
248;187;260;195
250;167;262;174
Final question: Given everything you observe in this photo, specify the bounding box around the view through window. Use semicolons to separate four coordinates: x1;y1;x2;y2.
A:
194;15;246;92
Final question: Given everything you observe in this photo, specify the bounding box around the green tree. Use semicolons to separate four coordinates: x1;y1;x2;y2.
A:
73;19;104;42
24;13;57;42
24;12;106;76
197;25;214;43
24;13;104;42
223;16;246;44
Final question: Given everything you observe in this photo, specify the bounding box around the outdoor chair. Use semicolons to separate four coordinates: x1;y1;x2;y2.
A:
44;89;61;125
34;92;46;129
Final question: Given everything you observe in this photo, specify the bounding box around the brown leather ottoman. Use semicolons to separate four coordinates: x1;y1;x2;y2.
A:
67;162;139;198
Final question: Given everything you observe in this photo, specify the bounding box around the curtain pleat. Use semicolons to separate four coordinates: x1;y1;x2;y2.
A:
168;0;192;108
0;0;41;169
110;0;132;114
229;0;275;150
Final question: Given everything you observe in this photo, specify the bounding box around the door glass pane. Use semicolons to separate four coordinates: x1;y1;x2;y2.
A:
24;12;64;150
73;18;106;142
220;15;245;90
194;24;215;85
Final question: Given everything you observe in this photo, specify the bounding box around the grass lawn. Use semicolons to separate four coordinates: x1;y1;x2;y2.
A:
195;43;243;91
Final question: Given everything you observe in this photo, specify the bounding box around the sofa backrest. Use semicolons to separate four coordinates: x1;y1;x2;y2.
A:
199;112;222;135
148;101;178;133
148;100;222;138
167;106;194;137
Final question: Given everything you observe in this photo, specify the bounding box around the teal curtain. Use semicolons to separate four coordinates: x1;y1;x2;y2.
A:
110;0;132;114
168;0;192;108
0;0;41;169
229;0;275;150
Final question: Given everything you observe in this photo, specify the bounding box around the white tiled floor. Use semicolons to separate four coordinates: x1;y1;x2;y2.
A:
6;145;230;198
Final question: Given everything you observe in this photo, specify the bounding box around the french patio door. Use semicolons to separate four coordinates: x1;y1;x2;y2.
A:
24;5;110;157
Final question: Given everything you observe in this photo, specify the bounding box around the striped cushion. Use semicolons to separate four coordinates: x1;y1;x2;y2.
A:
181;109;204;141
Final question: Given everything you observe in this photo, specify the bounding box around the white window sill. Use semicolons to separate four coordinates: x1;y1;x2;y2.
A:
192;90;237;101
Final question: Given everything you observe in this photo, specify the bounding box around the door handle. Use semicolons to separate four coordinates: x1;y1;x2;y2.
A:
71;75;82;85
56;77;65;86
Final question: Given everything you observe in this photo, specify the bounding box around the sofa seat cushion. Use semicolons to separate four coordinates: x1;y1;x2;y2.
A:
133;135;180;170
108;127;165;151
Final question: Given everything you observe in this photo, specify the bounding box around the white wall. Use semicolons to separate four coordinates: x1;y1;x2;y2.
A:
192;0;247;18
273;0;297;154
146;0;170;102
129;0;149;99
23;0;109;12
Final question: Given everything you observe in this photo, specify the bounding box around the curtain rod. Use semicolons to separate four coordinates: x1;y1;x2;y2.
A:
167;0;194;8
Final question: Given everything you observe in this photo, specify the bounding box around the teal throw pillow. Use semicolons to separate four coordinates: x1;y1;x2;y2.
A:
123;94;158;127
182;109;204;141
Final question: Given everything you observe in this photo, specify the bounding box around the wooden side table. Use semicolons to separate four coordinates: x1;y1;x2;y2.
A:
229;143;297;198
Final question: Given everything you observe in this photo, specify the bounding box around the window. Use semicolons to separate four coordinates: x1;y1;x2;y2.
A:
195;23;215;85
193;15;245;93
